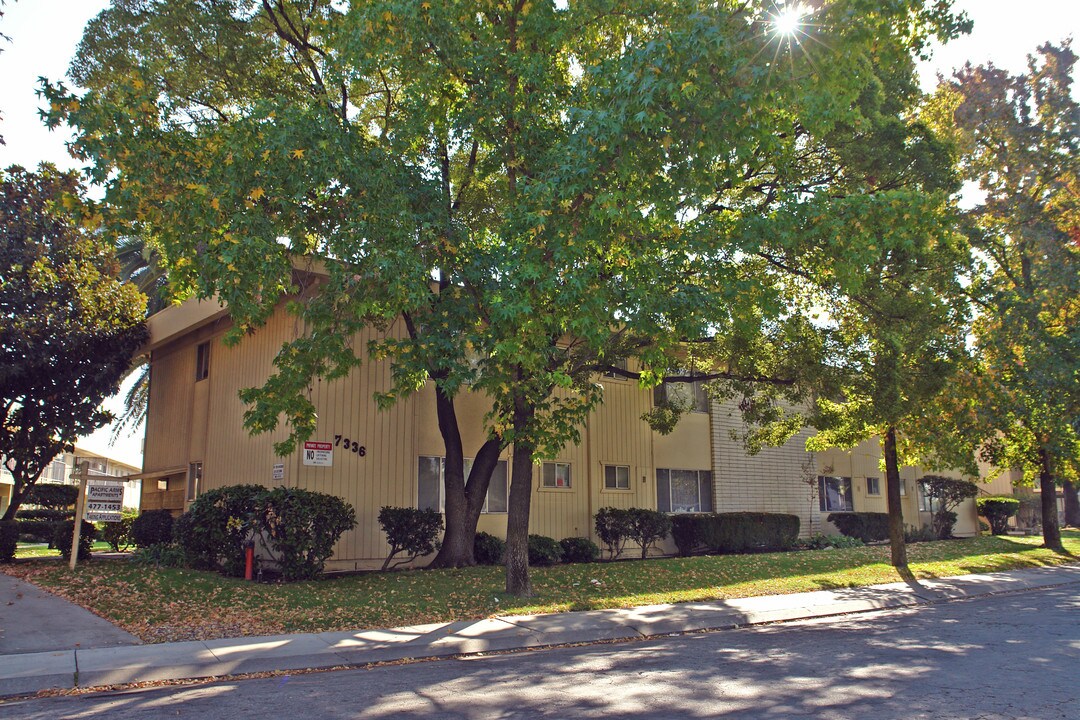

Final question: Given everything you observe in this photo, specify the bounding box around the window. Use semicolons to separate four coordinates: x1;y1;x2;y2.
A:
417;456;508;513
653;379;708;413
656;469;712;513
604;465;630;490
186;462;203;501
602;358;629;379
542;462;572;488
899;479;907;496
866;477;880;496
48;459;66;483
919;484;934;512
818;476;853;512
195;341;211;381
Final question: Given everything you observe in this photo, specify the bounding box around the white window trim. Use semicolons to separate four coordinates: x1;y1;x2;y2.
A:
541;461;572;489
603;464;631;491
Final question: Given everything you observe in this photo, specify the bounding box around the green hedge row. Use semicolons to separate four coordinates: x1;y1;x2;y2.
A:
827;512;891;543
671;512;800;555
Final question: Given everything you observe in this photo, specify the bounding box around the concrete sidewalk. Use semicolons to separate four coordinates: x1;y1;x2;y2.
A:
2;563;1078;698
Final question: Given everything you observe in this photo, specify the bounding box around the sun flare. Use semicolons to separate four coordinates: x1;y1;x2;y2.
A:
771;3;808;37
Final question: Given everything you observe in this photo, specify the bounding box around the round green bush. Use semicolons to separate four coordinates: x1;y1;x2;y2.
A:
174;484;265;575
131;509;175;548
558;536;600;563
527;534;563;566
53;520;97;561
474;531;505;565
977;496;1020;535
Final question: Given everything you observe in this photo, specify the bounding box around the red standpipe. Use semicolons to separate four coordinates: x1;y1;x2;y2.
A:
245;545;254;581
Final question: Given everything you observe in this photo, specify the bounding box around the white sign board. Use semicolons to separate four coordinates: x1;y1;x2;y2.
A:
85;481;124;522
302;441;333;467
272;463;285;481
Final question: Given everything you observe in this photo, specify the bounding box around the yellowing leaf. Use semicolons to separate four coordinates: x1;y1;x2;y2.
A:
249;187;265;201
291;148;305;159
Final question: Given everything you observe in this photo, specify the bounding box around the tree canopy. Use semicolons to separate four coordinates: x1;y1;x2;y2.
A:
0;164;148;520
51;0;968;590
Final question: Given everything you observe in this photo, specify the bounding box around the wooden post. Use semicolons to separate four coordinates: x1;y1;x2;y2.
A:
69;460;90;571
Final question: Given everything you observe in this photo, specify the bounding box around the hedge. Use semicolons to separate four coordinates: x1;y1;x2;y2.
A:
23;483;79;509
559;536;600;563
131;509;175;548
378;506;443;570
251;487;356;581
705;512;800;553
474;532;505;565
53;520;97;561
671;514;712;556
828;512;890;543
527;534;563;566
173;484;265;575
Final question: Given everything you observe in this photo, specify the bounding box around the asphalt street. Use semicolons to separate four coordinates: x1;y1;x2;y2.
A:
4;584;1078;719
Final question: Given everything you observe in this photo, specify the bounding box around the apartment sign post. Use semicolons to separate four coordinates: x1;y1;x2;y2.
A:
69;461;90;571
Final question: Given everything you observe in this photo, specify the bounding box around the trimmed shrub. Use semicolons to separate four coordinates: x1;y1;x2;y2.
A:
527;534;563;566
15;508;72;522
378;507;443;570
671;514;712;557
627;508;672;559
919;476;978;539
828;512;890;543
594;507;633;560
174;484;265;575
904;525;938;543
15;519;58;544
474;531;506;565
251;487;356;581
703;512;800;553
977;496;1020;535
803;533;864;550
53;520;97;561
98;510;137;552
559;536;600;563
131;509;175;548
0;520;18;563
24;483;79;509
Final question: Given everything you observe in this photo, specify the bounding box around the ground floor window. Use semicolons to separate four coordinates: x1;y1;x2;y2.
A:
818;476;853;512
656;469;712;513
604;464;630;490
542;462;572;489
417;456;508;513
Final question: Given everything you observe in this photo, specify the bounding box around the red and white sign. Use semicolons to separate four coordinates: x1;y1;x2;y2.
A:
302;441;333;467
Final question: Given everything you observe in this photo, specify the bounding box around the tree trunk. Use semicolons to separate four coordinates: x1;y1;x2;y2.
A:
1038;447;1062;550
428;385;501;568
883;427;908;568
504;397;535;597
1062;480;1080;528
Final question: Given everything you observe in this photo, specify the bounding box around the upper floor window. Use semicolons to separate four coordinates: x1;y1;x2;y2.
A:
866;477;881;496
186;462;203;502
195;341;211;381
602;358;629;380
653;378;708;413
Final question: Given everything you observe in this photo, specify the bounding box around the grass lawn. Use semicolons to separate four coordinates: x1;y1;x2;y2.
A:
14;541;115;559
3;532;1077;644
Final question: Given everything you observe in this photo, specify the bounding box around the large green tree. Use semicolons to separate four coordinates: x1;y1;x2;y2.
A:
52;0;966;593
0;165;148;520
934;43;1080;548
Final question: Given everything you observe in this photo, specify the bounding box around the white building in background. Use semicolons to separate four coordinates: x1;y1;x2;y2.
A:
0;446;142;515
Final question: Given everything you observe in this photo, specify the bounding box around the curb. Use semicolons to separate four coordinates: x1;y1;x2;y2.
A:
3;563;1079;698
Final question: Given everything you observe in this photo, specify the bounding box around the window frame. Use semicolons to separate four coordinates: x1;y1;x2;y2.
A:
653;378;709;413
866;477;881;496
818;476;854;512
195;341;211;382
541;461;572;489
656;468;713;513
603;464;631;491
601;358;629;380
417;456;509;513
